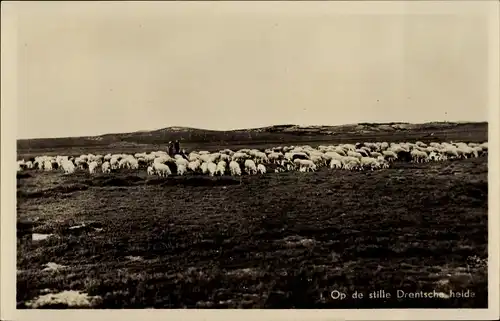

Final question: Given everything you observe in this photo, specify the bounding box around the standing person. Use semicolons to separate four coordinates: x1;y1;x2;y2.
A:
168;141;174;157
174;140;180;155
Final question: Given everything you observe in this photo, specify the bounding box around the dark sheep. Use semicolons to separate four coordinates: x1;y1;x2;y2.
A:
165;160;177;174
138;159;148;168
396;150;412;162
292;154;310;161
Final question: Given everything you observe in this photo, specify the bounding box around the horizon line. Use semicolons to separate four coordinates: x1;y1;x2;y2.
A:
16;120;488;141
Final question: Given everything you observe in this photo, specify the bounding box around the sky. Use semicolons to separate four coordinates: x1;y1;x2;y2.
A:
12;1;492;139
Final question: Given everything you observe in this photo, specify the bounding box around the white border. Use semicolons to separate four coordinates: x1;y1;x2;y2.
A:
2;1;499;320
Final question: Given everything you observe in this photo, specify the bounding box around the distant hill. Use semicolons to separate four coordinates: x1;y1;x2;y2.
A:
17;121;488;151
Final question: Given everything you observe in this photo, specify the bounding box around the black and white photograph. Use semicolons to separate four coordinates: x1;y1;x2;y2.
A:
2;0;499;319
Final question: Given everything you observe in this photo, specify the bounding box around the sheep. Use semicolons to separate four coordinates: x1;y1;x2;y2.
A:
229;161;242;176
128;157;139;170
291;152;310;161
360;157;379;170
382;150;398;162
101;161;111;174
25;161;34;169
147;166;155;176
153;163;171;177
268;152;284;164
257;164;266;174
329;159;342;169
347;151;363;159
89;161;99;174
297;159;317;172
177;164;187;176
232;152;249;162
410;150;428;163
309;155;324;166
341;156;361;171
207;162;217;177
200;162;209;175
219;154;231;162
60;160;76;174
176;158;189;168
188;160;201;173
110;157;119;170
254;152;269;164
244;159;257;175
42;160;53;171
216;161;226;176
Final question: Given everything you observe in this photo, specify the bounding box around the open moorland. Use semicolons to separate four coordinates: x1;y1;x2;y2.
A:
16;122;488;308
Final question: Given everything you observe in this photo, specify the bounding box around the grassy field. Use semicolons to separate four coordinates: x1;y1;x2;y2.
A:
16;122;488;309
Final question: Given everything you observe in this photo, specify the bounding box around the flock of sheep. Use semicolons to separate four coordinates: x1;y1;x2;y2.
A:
17;141;488;178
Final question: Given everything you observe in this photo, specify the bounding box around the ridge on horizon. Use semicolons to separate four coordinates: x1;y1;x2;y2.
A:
17;120;487;141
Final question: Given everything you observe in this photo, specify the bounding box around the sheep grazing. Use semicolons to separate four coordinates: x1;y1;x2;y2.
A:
360;157;379;171
20;139;488;179
88;161;99;174
177;164;187;176
244;159;257;175
61;160;76;174
216;161;226;176
43;160;53;171
410;150;428;163
200;162;209;175
188;160;201;173
229;161;242;176
330;159;342;169
101;161;111;174
207;162;217;177
297;159;317;172
153;163;171;177
382;150;397;162
176;158;189;168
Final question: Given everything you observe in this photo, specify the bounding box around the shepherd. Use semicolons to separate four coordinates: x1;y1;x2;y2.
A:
174;140;180;155
168;141;174;157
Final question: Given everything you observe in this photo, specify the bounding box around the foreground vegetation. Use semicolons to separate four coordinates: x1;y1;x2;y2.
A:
17;157;488;308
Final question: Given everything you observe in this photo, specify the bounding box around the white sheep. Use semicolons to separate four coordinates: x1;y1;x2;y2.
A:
329;159;342;169
176;158;189;168
216;161;226;176
347;151;363;159
147;166;155;176
382;150;398;162
232;152;248;162
89;161;99;174
257;164;266;174
61;160;76;174
229;161;242;176
101;161;111;174
244;159;257;175
360;157;379;170
42;160;53;171
297;159;317;172
201;162;209;175
153;163;171;177
177;164;187;176
188;160;201;173
410;150;428;163
207;162;217;177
